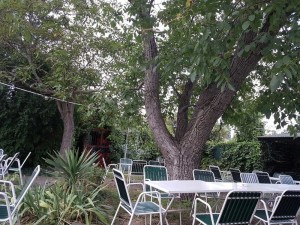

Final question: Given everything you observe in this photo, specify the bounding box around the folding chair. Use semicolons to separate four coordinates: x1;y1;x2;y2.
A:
0;165;40;225
130;160;147;182
229;168;241;182
9;152;31;185
279;175;297;185
0;152;19;180
102;157;118;182
209;165;223;182
192;190;261;225
240;172;259;183
144;165;182;225
255;172;272;184
119;158;133;183
111;168;165;225
192;169;221;213
254;190;300;225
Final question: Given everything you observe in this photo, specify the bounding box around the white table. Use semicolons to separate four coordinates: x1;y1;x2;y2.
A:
144;180;300;194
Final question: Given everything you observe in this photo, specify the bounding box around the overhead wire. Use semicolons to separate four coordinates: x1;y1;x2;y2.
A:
0;81;82;106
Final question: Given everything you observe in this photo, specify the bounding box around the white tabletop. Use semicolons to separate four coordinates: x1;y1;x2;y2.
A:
144;180;300;194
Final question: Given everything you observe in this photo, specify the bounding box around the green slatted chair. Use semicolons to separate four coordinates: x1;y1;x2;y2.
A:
192;170;221;213
111;168;165;225
143;165;182;225
0;165;40;225
254;190;300;225
192;190;261;225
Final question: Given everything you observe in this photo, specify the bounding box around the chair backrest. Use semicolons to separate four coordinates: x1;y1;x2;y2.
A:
148;160;161;166
209;165;222;181
240;172;259;183
3;152;19;174
255;172;271;184
112;169;132;209
131;160;147;175
270;190;300;222
119;158;133;172
217;191;261;224
193;169;215;182
229;168;241;182
0;149;4;156
279;175;295;184
13;165;40;213
20;152;31;168
144;165;168;181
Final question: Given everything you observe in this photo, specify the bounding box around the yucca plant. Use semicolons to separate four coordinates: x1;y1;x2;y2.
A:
44;149;99;191
21;149;111;225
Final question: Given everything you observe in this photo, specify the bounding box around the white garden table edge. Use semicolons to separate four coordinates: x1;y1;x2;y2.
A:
144;180;300;194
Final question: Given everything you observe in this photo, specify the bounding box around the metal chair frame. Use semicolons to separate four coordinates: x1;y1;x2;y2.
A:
9;152;31;185
0;165;40;225
111;168;165;225
192;190;261;225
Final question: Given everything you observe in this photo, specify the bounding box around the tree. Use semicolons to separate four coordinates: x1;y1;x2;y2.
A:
0;0;121;154
124;0;300;179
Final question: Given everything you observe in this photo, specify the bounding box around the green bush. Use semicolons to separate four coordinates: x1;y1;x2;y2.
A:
201;141;263;172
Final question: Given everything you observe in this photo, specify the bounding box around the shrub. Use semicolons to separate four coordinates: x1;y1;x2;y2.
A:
202;141;263;172
21;149;111;225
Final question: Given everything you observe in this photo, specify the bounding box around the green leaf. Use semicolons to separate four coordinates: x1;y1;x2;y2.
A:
190;70;197;82
270;74;284;92
283;68;292;78
242;21;251;30
248;15;255;21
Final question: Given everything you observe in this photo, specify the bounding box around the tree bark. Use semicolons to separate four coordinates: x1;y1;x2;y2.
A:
56;101;75;155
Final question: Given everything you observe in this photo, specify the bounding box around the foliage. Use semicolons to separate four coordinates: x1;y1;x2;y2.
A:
44;149;100;191
21;149;110;225
202;141;263;172
0;85;62;166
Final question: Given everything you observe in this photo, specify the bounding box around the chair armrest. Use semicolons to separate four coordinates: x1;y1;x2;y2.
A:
0;180;16;201
193;197;214;221
127;182;144;189
0;191;13;212
258;199;270;221
136;191;165;208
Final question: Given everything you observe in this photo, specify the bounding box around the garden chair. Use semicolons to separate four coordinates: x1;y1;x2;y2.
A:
111;168;166;225
9;152;31;185
0;165;40;225
192;190;261;225
254;190;300;225
255;172;272;184
240;172;259;183
229;168;241;182
0;152;19;180
279;175;298;185
209;165;223;181
119;158;133;183
130;160;147;182
143;165;182;225
102;157;118;182
192;169;221;213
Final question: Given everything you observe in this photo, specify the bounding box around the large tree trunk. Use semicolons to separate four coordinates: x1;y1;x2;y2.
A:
56;101;75;155
138;1;282;180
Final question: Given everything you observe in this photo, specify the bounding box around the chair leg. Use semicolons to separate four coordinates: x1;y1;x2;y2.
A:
128;213;134;225
111;203;121;225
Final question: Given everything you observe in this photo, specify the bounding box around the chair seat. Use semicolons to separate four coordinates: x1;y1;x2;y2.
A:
255;209;296;223
194;213;219;225
132;201;166;215
0;205;14;221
